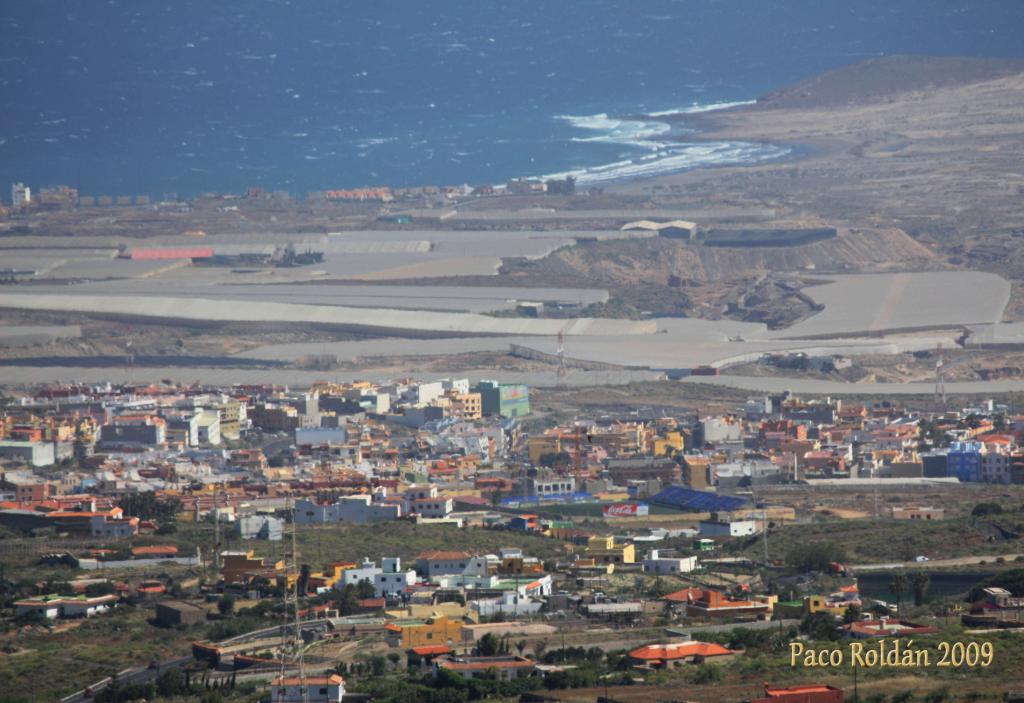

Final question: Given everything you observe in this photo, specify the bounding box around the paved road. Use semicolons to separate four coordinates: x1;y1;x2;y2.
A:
851;553;1024;572
61;656;193;702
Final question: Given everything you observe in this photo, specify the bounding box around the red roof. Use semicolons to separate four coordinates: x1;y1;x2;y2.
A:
411;645;453;656
131;247;214;260
629;641;733;661
662;587;705;602
271;675;344;686
765;685;840;696
131;545;178;556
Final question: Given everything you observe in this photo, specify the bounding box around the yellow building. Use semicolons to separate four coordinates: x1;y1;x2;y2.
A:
216;399;246;441
384;614;465;648
583;535;636;565
221;550;286;585
528;433;566;464
452;393;482;421
653;431;684;456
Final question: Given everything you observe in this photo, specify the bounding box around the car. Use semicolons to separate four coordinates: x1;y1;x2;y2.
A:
914;555;930;562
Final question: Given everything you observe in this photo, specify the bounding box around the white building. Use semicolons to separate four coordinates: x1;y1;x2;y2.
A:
295;495;401;525
236;515;284;541
11;182;30;209
416;550;489;578
980;449;1013;484
373;557;417;598
701;416;743;444
472;591;544;618
295;427;348;446
410;497;453;518
338;559;381;589
270;674;345;703
0;440;55;467
196;410;221;446
14;594;117;620
642;550;698;575
698;517;759;538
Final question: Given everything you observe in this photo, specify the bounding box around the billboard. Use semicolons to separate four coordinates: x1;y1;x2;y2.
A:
603;503;649;518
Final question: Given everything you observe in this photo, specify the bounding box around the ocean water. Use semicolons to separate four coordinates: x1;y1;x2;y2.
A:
1;0;1023;198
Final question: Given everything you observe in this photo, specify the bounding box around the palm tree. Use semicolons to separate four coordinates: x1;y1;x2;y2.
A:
890;573;908;616
909;572;930;607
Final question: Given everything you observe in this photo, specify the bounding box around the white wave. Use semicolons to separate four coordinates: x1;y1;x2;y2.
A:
555;113;670;151
540;99;783;185
647;100;756;116
539;141;789;186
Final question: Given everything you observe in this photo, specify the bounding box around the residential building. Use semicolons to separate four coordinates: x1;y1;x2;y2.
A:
891;506;944;520
294;495;401;525
0;440;56;467
15;593;117;620
385;614;465;648
627;641;736;668
664;587;771;619
583;535;636;565
236;515;284;541
270;675;345;703
642;550;697;575
947;441;982;482
416;550;488;577
433;655;536;681
753;684;844;703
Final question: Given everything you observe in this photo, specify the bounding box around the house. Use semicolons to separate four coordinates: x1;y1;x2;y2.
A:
384;614;465;648
627;641;736;669
155;600;207;627
843;617;939;638
753;683;844;703
294;495;401;525
236;514;284;541
15;593;117;620
891;506;944;520
643;550;697;574
373;557;418;598
664;587;771;619
416;550;488;577
270;674;345;703
408;645;453;670
221;550;287;585
699;513;759;538
582;535;636;565
434;655;537;681
962;586;1024;627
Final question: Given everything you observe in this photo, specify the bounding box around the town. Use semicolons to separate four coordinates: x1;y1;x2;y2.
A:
1;375;1023;703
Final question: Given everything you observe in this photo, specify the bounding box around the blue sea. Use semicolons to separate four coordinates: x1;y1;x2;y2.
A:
2;0;1023;198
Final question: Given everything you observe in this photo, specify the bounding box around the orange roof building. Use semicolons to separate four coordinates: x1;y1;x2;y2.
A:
754;683;844;703
627;641;736;668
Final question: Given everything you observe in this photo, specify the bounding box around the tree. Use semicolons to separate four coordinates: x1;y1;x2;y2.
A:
785;542;847;573
890;573;908;616
217;594;236;616
85;581;116;597
799;612;840;641
476;633;500;657
297;564;311;596
515;640;528;656
971;502;1003;518
842;604;862;624
533;639;548;660
910;571;930;607
356;578;377;599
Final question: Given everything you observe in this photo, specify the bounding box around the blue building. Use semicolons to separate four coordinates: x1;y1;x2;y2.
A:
946;441;982;482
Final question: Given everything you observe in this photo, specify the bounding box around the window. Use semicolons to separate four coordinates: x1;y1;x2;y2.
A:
320;688;328;695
